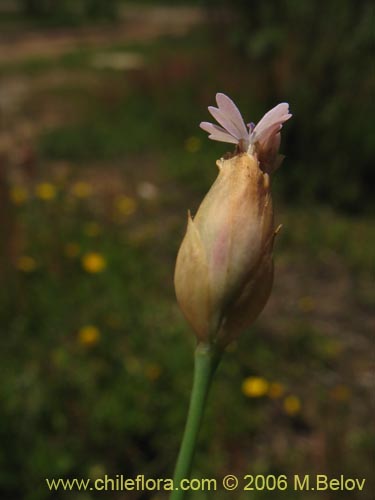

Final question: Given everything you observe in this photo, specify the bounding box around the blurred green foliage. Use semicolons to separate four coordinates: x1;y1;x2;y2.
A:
218;0;374;212
23;0;374;213
19;0;119;24
0;2;374;499
1;182;374;499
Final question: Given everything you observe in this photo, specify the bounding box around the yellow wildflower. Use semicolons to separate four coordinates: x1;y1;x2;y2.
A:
115;195;137;216
184;136;201;153
35;182;56;201
10;186;28;205
65;242;80;258
84;222;101;237
78;325;100;346
242;376;269;398
16;256;37;272
16;256;36;272
268;382;285;399
82;252;107;273
71;181;93;198
283;395;301;416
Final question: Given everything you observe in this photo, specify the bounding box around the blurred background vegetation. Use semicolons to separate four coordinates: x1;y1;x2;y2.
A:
0;1;373;499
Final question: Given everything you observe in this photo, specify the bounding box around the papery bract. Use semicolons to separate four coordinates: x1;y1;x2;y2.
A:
175;153;275;347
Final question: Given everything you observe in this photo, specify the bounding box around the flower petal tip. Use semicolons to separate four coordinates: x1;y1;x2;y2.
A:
199;94;292;158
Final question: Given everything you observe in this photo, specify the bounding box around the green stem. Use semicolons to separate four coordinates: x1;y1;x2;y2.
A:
171;343;221;500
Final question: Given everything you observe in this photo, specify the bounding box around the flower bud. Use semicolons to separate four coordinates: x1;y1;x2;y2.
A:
174;94;291;347
175;153;275;346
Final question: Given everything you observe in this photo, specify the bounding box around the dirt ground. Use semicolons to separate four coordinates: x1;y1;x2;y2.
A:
0;5;206;64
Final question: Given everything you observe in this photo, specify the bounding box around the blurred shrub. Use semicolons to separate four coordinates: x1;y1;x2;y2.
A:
19;0;119;24
217;0;374;213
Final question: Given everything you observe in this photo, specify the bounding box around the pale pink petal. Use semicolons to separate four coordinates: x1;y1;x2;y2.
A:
200;122;238;144
254;103;290;133
200;96;291;157
215;93;249;139
252;103;291;144
255;123;282;147
207;107;241;140
200;121;227;135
